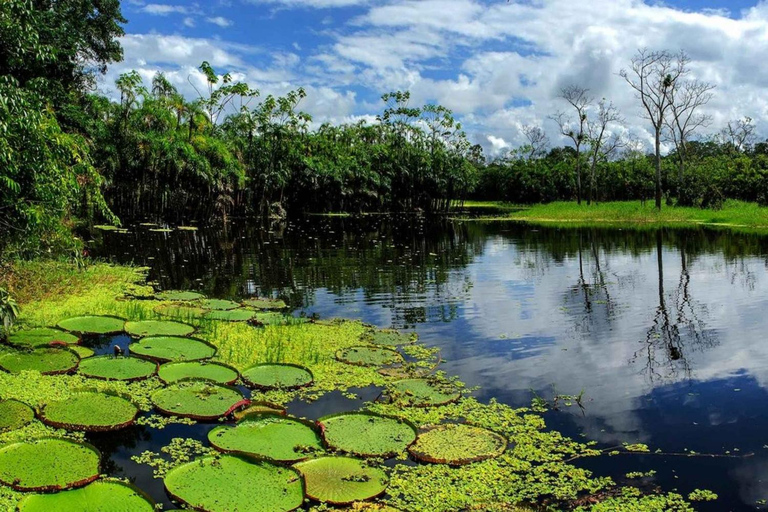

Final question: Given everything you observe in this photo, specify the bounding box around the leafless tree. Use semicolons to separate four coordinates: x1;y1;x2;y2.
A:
620;49;688;210
551;85;593;204
521;125;549;159
585;99;624;204
720;117;756;154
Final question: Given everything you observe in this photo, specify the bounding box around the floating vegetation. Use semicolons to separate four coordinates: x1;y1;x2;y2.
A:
152;382;245;420
69;345;95;359
0;399;34;433
233;401;287;421
148;228;173;233
389;378;461;407
242;298;287;310
204;308;256;322
130;336;216;362
158;361;239;385
0;347;79;375
318;412;417;458
0;438;101;491
336;346;403;367
39;391;139;432
16;479;156;511
365;329;416;346
57;315;125;335
199;299;240;311
177;226;198;231
252;312;295;326
294;456;388;505
78;355;157;381
164;455;304;512
7;327;78;348
124;320;195;337
242;363;314;390
93;225;121;231
209;414;324;463
408;424;507;465
156;291;205;302
154;304;206;319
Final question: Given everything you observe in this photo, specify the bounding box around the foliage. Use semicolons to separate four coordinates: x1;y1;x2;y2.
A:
0;287;19;336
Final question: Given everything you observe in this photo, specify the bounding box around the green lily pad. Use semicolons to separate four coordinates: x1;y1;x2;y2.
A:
294;456;388;505
389;379;461;407
199;299;240;311
0;347;79;375
130;336;216;362
8;328;79;348
242;363;314;390
0;400;35;433
154;304;207;320
164;455;304;512
57;316;125;335
152;382;244;420
158;361;239;385
78;356;157;381
251;312;295;326
40;392;139;432
242;298;287;310
204;309;256;322
209;414;323;463
319;412;417;458
93;225;121;231
0;438;101;491
233;401;287;421
17;479;155;512
124;320;195;337
156;290;205;301
366;329;416;346
336;346;403;367
70;345;95;359
408;424;507;465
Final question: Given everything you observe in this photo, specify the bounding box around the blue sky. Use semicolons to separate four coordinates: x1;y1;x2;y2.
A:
110;0;768;154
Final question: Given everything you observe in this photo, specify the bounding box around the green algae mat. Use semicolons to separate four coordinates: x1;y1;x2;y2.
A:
199;298;240;311
365;329;416;346
40;392;139;432
389;378;461;407
318;412;417;458
242;363;314;390
0;399;35;433
124;320;195;337
129;336;215;362
336;346;403;367
294;456;388;505
8;327;79;348
242;297;287;310
0;347;79;374
158;361;238;385
209;414;323;463
408;424;507;465
152;382;245;420
156;290;205;301
17;479;155;512
204;308;256;322
0;438;101;491
164;455;304;512
57;315;125;335
78;355;157;381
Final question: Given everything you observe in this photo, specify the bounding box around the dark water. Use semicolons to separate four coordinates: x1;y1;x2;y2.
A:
92;215;768;511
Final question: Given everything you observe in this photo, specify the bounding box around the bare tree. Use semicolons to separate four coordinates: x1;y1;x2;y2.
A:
586;99;624;204
620;49;688;209
720;117;755;154
551;85;593;204
521;125;549;159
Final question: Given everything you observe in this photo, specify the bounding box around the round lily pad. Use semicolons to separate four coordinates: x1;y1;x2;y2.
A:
0;347;79;375
129;336;215;362
156;291;205;301
389;379;461;407
336;346;403;367
57;316;125;335
0;438;101;491
251;312;294;326
204;309;256;322
8;328;79;348
366;329;416;346
209;414;324;463
17;479;155;512
152;382;245;420
154;304;206;320
124;320;195;337
294;456;388;505
199;299;240;311
242;363;314;390
158;361;239;385
70;345;95;359
78;355;157;381
233;401;287;421
40;392;139;432
165;455;304;512
319;412;417;458
0;400;34;433
243;298;287;310
408;424;507;465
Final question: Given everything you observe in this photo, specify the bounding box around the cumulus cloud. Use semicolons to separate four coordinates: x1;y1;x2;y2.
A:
206;16;233;27
140;4;190;15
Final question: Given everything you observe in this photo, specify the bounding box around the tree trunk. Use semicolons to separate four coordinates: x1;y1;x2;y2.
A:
575;148;582;205
655;128;662;210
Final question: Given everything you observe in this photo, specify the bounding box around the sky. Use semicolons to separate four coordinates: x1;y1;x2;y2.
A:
107;0;768;156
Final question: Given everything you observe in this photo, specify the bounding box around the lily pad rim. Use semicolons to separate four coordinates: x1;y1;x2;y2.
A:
151;382;247;421
293;455;389;505
407;423;509;466
0;346;81;375
317;411;418;457
157;360;240;385
77;355;158;382
56;315;127;335
123;319;196;338
38;390;140;432
16;478;157;512
129;335;217;363
241;362;315;390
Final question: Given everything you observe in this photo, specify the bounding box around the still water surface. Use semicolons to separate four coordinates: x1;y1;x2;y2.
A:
94;215;768;511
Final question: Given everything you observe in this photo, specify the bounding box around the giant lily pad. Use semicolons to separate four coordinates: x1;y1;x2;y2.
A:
164;455;304;512
17;479;155;512
158;361;239;385
389;379;461;407
204;309;256;322
70;345;95;359
0;347;79;375
78;355;157;381
408;424;507;465
130;336;215;362
124;320;195;337
242;298;287;310
318;412;417;458
40;392;139;432
242;363;313;390
233;401;287;421
0;400;34;433
156;290;205;301
336;346;403;367
209;414;323;463
57;316;125;335
251;312;295;326
154;304;206;320
199;299;240;311
152;382;245;420
294;456;388;505
365;329;416;346
0;438;101;491
8;328;79;348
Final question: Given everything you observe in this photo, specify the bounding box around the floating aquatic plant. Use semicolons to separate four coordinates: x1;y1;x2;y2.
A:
158;361;239;385
336;346;404;367
233;401;287;421
294;456;388;505
408;424;507;466
155;291;205;302
0;399;35;433
0;347;79;375
69;345;95;359
154;304;206;320
152;382;245;420
124;320;195;337
204;308;256;322
78;355;157;381
129;336;216;362
16;479;156;511
57;315;125;335
39;391;139;432
241;363;314;390
364;329;416;346
318;412;417;458
7;327;78;348
199;299;240;311
242;298;288;310
0;438;101;491
389;378;461;407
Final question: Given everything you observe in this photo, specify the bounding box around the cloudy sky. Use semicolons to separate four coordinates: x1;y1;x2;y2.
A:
108;0;768;156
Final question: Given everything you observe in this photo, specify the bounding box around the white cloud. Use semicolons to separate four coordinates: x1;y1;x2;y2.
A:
206;16;233;27
183;17;196;27
244;0;369;8
141;4;189;15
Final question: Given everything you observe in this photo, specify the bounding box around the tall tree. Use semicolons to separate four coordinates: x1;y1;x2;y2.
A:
585;99;624;205
521;125;549;160
720;117;755;155
552;85;592;204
